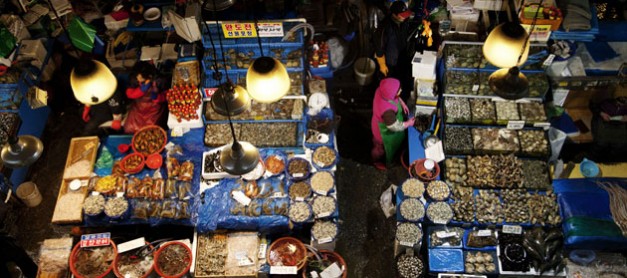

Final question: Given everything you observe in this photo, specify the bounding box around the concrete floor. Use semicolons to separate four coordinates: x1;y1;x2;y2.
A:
8;64;410;277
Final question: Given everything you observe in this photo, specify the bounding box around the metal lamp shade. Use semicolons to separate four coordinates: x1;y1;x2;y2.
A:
488;67;529;100
483;22;530;68
246;57;290;103
220;141;260;175
1;135;43;168
71;60;117;105
211;82;251;116
201;0;236;11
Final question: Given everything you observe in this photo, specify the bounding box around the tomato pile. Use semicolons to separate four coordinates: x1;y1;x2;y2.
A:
167;83;201;122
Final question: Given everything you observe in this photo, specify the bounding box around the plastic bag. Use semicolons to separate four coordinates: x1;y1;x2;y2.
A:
95;146;113;170
132;199;150;220
178;181;192;200
549;127;566;162
380;184;397;218
164;178;177;198
161;200;177;219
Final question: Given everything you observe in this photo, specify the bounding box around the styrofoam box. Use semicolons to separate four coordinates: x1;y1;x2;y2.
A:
473;0;503;11
104;15;129;31
201;150;238;180
495;243;566;277
450;9;480;23
18;39;46;63
412;51;438;79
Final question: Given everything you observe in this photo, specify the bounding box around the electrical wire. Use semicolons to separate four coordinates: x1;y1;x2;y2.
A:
516;0;544;65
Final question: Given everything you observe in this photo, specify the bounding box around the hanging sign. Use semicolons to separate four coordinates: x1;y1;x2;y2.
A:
221;22;284;38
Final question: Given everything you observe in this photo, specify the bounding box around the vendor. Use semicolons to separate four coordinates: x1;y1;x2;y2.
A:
371;78;415;170
124;61;167;134
81;88;124;136
373;0;419;101
590;96;627;161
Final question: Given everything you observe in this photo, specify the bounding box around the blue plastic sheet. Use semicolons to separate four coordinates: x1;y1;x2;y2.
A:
554;178;627;251
428;248;464;273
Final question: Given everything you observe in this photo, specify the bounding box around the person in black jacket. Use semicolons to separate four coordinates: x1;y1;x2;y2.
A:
373;1;419;101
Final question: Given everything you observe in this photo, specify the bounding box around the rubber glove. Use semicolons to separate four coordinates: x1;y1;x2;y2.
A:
400;99;410;115
111;119;122;130
140;81;151;92
375;55;388;76
403;117;416;128
82;105;91;122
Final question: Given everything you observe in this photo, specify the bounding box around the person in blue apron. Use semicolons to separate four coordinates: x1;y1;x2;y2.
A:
371;78;415;170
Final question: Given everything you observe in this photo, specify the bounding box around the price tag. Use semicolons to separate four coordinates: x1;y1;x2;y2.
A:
117;237;146;253
232;191;251;206
317;211;332;218
533;122;551;130
293;173;304;178
316;161;326;168
543;54;556;67
502;225;523;234
507;120;525;130
270;266;298;275
91;191;100;196
318;237;333;244
273;192;286;198
433;219;448;225
314;189;328;196
115;192;125;198
553;88;569;107
472;84;479;92
320;262;343;278
258;243;267;259
80;233;111;248
436;231;457;238
399;241;415;247
295;197;305;202
310;271;320;278
477;229;492;237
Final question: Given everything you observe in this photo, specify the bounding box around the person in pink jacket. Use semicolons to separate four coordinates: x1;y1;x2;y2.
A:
371;78;415;170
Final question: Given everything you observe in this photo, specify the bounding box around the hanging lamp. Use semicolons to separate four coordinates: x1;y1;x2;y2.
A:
1;118;43;168
482;0;543;100
246;20;290;103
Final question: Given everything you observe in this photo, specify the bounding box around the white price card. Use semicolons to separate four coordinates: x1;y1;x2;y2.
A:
477;229;492;237
553;88;569;107
472;84;479;92
293;173;304;178
320;262;343;278
433;219;448;225
232;191;251;206
507;120;525;130
270;266;297;275
314;189;328;196
258;243;267;259
533;122;551;130
436;231;457;238
316;161;326;168
272;192;286;198
400;241;415;247
295;197;305;202
425;140;445;163
502;225;523;234
543;54;556;67
117;237;146;253
310;271;320;278
317;211;332;218
238;257;254;266
318;237;333;244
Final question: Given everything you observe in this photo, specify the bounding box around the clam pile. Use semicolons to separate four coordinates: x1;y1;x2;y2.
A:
527;73;549;98
465;252;497;274
445;157;467;187
400;198;425;221
446;71;478;95
501;189;530;223
397;254;424;278
470;99;496;123
205;123;299;147
527;191;561;226
206;48;302;70
0;113;18;146
427;181;451;201
518;130;549;156
451;186;474;222
444;127;473;154
289;202;311;222
401;178;425;198
205;99;299;121
495;101;520;121
519;102;547;122
472;128;520;153
311;220;337;240
475;190;503;224
426;201;454;224
396;222;423;245
445;44;485;68
312;196;336;217
445;97;471;123
492;154;523;188
522;160;551;189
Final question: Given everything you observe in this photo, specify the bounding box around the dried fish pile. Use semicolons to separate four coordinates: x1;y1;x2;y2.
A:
519;102;547;122
195;233;227;277
519;130;549;156
522;160;551;189
444;127;473;154
475;190;503;224
445;157;467;187
445;97;471;123
597;182;627;236
467;155;495;188
289;181;311;200
495;101;520;121
527;191;561;225
465;251;497;274
396;222;422;245
426;201;454;224
451;186;474;222
401;178;425;198
470;99;496;123
501;189;530;223
472;128;519;153
400;198;425;221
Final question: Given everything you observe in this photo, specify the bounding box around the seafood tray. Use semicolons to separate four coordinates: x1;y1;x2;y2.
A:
444;44;486;69
444;69;479;95
204;120;305;151
443;126;474;155
444;97;472;124
204;98;304;121
427;226;464;248
471;127;520;154
202;71;305;97
203;47;304;72
469;99;497;124
517;129;550;157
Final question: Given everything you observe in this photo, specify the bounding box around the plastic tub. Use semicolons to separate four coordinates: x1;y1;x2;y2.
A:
154;242;192;278
121;153;145;174
354;57;376;86
113;242;154;278
267;237;308;270
302;250;346;278
409;158;440;181
131;125;167;156
16;181;42;207
70;240;118;278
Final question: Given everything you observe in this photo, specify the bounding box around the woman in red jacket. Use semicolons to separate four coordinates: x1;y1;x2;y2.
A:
124;61;167;134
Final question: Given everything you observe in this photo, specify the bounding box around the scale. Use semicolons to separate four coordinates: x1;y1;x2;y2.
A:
421;115;441;148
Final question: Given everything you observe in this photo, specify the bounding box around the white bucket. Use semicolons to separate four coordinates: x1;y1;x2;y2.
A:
354;57;376;86
16;181;42;207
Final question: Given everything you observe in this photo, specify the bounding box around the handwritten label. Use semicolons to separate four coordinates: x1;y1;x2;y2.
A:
270;266;298;275
318;237;333;244
316;161;326;168
477;229;492;237
320;262;343;278
433;219;448;225
257;22;284;37
400;241;415;247
238;257;254;266
310;271;320;278
295;197;305;202
472;84;479;92
273;192;286;198
507;120;525;130
314;189;328;196
80;233;111;248
436;231;457;238
258;243;267;259
293;173;304;178
543;54;556;67
232;191;251;206
317;211;332;218
502;225;523;234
